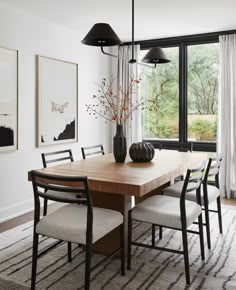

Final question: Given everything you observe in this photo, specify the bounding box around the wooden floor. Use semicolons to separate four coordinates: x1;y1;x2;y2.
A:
0;198;235;234
221;197;236;206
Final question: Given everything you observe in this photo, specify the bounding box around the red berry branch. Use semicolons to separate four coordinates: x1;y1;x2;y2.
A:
86;76;159;124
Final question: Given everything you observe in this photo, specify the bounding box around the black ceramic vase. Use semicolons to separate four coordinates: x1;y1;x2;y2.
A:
129;142;155;162
113;124;127;163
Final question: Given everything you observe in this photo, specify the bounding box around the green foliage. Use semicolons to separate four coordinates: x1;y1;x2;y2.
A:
212;121;217;138
188;44;219;115
189;119;215;141
141;47;179;139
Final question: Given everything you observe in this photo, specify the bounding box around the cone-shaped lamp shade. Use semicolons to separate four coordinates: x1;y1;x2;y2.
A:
142;47;170;64
81;23;121;47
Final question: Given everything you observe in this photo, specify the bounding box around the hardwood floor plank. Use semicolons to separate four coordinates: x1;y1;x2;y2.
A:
221;197;236;206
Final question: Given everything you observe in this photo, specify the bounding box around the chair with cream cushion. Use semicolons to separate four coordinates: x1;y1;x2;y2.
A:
41;149;74;167
162;141;193;152
81;144;105;159
41;149;74;216
30;170;125;290
163;156;223;249
161;141;193;175
127;164;205;285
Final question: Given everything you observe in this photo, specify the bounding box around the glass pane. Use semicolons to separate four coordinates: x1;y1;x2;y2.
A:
187;43;219;142
140;47;179;140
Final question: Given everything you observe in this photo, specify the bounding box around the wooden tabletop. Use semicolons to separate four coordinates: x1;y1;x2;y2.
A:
29;150;207;197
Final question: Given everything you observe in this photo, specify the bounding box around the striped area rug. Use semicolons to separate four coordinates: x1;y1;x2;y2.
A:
0;206;236;290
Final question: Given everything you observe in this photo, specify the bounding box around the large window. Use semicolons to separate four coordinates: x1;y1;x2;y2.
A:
141;47;179;140
187;43;219;142
140;34;220;152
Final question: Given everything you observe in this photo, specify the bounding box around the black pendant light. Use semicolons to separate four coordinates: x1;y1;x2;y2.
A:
142;47;170;67
81;0;170;67
81;23;121;46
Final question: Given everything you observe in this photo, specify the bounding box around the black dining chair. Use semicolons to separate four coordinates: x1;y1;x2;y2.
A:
41;149;74;168
81;144;105;159
30;170;125;290
127;163;205;285
163;155;223;249
161;142;193;152
157;142;193;181
41;149;74;216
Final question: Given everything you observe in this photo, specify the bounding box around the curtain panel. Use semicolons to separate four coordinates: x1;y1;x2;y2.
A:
116;44;142;149
218;34;236;198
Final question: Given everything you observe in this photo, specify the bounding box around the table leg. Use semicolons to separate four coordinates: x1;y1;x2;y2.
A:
91;191;132;255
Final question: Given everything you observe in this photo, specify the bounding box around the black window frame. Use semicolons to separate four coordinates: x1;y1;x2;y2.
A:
125;29;236;152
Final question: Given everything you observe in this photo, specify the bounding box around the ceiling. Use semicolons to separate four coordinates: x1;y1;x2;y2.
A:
1;0;236;42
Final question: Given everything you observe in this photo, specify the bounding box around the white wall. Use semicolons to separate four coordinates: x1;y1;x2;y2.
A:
0;2;112;222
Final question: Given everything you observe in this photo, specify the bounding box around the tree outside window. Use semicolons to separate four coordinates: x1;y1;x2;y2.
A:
141;47;179;140
188;43;219;142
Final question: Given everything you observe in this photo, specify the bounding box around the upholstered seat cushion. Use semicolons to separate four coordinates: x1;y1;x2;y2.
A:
36;204;123;244
162;182;220;204
131;195;201;229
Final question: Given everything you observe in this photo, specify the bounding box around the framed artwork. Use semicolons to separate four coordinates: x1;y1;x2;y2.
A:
0;46;18;153
37;55;78;146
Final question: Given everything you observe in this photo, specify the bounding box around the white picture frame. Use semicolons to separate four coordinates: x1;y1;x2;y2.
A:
0;46;18;153
37;55;78;147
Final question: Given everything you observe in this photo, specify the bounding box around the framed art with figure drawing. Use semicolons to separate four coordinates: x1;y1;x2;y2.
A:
36;55;78;147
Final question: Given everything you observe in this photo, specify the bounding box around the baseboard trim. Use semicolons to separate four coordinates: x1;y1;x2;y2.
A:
0;199;34;223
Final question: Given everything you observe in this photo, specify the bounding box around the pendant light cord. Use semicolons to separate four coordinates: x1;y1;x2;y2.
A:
129;0;136;63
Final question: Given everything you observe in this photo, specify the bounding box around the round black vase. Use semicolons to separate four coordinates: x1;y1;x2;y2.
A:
113;124;127;163
129;142;155;162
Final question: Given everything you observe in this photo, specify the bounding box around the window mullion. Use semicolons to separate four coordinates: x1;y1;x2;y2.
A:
179;42;187;143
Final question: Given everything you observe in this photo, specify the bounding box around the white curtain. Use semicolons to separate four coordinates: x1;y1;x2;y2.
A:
218;34;236;198
117;44;142;149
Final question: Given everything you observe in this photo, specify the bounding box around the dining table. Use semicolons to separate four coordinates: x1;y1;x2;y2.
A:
28;149;207;255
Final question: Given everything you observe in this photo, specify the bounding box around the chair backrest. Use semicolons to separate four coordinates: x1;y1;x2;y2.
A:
181;163;205;203
30;170;93;223
180;163;205;223
41;149;74;168
203;155;223;188
81;144;105;159
158;142;193;152
150;141;162;150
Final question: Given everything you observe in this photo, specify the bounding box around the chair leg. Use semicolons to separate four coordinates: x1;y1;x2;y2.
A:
182;227;190;285
159;226;163;239
31;232;39;290
158;192;163;239
43;198;48;216
217;196;223;234
152;224;156;246
204;202;211;249
198;214;205;260
68;242;72;262
85;243;92;290
120;224;125;276
127;211;132;270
